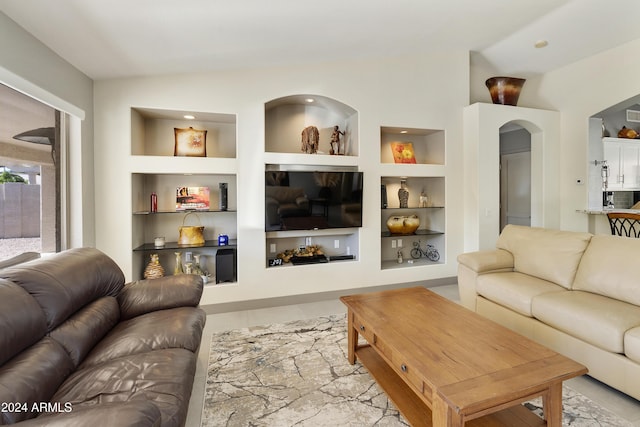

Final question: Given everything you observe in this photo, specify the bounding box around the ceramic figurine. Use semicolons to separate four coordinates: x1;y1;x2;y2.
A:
143;253;164;279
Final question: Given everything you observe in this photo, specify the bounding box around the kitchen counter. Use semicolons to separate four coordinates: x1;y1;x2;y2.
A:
579;208;640;215
578;208;640;234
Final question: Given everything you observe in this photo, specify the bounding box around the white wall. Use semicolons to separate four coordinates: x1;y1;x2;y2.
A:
471;38;640;232
528;38;640;231
0;12;95;247
94;52;469;305
463;103;560;251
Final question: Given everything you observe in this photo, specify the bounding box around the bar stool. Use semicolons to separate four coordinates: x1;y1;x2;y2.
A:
606;212;640;237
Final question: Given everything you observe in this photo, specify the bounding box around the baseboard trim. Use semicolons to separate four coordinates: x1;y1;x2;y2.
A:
200;276;457;315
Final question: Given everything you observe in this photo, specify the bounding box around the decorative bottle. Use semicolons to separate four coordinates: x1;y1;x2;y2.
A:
398;179;409;208
150;192;158;212
174;252;183;275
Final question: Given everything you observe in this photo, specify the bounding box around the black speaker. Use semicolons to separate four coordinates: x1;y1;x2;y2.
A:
381;184;388;209
219;183;228;211
216;248;236;283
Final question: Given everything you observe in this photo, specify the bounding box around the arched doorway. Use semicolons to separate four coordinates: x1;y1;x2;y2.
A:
499;123;531;231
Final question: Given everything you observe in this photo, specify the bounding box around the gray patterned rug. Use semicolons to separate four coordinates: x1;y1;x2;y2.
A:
202;314;632;426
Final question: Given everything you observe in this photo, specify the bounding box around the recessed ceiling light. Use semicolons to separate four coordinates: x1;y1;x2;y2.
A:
534;40;548;49
184;114;195;120
305;98;314;103
400;130;408;134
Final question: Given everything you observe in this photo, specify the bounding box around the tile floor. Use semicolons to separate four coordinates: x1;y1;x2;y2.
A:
186;284;640;427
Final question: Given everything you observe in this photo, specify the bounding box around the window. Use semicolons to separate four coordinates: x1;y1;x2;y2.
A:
0;84;63;260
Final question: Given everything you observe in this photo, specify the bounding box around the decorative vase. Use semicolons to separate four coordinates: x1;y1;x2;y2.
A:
485;77;526;106
398;179;409;208
143;253;164;279
386;215;420;235
174;251;183;275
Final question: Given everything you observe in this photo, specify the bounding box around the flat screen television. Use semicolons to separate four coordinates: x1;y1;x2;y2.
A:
265;170;363;231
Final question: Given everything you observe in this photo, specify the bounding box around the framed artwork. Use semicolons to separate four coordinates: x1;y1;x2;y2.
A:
174;127;207;157
390;142;416;164
176;186;210;211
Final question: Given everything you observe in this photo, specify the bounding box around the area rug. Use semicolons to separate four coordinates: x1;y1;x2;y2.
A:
202;314;633;426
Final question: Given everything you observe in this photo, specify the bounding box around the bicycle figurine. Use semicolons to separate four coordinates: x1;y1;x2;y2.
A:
410;240;440;262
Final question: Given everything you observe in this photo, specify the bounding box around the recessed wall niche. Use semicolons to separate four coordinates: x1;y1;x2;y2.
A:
265;95;359;156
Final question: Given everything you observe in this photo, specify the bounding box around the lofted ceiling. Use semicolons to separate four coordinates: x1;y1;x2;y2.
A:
2;0;640;168
1;0;640;81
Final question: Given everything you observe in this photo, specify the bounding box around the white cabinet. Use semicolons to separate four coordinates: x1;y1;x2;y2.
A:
603;138;640;189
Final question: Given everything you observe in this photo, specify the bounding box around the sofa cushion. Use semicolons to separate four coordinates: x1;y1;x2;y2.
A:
18;401;162;427
80;307;206;369
625;327;640;364
52;348;197;427
0;248;125;331
49;296;120;367
496;225;592;289
0;279;47;365
477;272;566;317
532;291;640;353
573;234;640;306
0;337;75;424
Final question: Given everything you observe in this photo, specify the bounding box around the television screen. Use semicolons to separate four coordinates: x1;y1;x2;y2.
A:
265;170;363;231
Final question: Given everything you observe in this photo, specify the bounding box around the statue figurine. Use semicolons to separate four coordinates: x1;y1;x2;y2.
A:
301;126;320;154
330;125;345;155
420;191;428;208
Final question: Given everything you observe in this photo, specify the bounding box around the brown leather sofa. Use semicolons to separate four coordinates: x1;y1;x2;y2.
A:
0;248;206;426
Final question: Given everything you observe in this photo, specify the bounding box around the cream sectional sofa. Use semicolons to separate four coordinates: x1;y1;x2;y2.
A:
457;224;640;401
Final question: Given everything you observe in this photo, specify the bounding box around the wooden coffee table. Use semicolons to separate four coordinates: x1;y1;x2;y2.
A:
340;287;588;427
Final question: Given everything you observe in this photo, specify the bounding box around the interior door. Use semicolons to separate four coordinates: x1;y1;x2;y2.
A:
500;151;531;230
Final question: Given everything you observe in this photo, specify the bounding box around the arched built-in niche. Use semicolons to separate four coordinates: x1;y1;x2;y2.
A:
463;103;561;251
264;94;358;156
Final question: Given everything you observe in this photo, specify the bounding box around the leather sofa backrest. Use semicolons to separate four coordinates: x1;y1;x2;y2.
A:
0;279;47;365
0;248;125;331
573;234;640;306
49;296;120;367
0;248;125;423
496;225;592;289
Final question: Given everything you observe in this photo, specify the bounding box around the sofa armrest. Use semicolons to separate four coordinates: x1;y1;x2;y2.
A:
457;249;513;311
118;274;203;320
457;249;514;273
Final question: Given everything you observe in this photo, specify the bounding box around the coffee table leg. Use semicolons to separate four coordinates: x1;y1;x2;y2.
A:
542;383;563;426
433;394;462;427
346;310;356;364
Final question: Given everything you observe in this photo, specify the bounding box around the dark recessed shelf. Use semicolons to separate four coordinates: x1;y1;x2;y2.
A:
381;229;443;238
133;210;236;215
133;240;237;251
382;206;444;210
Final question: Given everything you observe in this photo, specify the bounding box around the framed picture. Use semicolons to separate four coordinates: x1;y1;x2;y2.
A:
174;127;207;157
390;142;416;164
